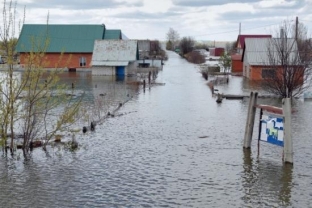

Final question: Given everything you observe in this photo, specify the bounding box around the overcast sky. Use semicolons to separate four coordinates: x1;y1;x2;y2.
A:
12;0;312;41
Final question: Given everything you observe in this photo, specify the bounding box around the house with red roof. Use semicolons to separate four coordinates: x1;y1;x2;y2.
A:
242;37;302;81
231;34;272;74
236;35;272;54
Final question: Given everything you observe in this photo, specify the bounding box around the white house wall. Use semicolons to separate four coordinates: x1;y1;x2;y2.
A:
126;61;136;75
92;66;115;76
92;63;137;76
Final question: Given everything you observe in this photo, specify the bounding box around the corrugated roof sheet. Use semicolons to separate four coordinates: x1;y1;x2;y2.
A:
237;34;272;49
16;24;122;53
104;30;122;39
243;38;298;65
92;40;138;66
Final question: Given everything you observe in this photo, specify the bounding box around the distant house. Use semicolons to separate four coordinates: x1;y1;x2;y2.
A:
91;40;139;76
138;40;150;59
209;47;224;56
231;34;272;73
16;24;122;71
231;54;243;73
137;40;162;59
242;37;301;80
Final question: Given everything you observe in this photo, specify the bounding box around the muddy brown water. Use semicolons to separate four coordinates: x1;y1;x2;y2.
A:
1;51;312;207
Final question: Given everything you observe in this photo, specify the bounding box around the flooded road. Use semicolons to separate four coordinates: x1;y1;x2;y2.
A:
1;51;312;207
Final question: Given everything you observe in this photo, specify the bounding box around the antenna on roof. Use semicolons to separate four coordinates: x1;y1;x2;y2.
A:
239;22;241;35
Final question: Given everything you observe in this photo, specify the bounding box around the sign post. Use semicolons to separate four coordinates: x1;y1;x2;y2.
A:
244;92;293;164
243;92;258;148
282;98;293;164
259;111;284;147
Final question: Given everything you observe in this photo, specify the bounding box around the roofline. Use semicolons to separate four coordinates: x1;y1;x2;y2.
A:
23;24;103;26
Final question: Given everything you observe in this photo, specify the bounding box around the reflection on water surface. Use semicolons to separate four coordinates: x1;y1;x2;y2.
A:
1;51;312;207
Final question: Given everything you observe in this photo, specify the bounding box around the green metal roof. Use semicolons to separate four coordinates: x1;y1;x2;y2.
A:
16;24;122;53
104;30;122;40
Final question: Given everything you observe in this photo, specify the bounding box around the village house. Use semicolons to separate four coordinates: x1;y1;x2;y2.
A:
137;40;163;69
16;24;122;71
242;37;301;81
138;40;150;59
231;54;243;73
91;39;139;76
209;47;224;57
231;34;272;73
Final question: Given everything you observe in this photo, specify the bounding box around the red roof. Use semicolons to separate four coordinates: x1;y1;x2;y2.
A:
237;35;272;49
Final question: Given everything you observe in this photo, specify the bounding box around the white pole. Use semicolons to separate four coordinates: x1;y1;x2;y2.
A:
283;98;293;164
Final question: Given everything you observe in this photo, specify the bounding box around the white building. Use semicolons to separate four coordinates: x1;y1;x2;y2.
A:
91;40;138;76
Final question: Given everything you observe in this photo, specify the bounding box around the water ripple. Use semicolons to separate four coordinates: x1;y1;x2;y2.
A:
1;51;312;207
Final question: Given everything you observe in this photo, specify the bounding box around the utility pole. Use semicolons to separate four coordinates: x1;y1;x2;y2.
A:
238;22;241;53
295;16;298;41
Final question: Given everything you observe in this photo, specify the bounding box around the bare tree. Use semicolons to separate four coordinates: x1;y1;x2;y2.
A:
0;0;25;153
293;21;311;63
166;27;180;50
262;20;312;98
0;2;83;154
179;36;195;55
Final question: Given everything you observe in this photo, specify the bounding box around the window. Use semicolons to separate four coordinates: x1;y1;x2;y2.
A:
262;68;276;78
79;57;86;67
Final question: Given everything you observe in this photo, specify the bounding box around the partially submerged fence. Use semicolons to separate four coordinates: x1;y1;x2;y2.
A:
243;92;293;164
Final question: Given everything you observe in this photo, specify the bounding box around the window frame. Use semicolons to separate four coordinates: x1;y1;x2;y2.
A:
262;68;276;79
79;57;87;67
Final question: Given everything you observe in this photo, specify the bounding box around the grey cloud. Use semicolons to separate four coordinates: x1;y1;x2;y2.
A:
218;10;284;23
256;0;306;10
172;0;260;7
110;10;182;19
21;0;143;10
218;1;308;23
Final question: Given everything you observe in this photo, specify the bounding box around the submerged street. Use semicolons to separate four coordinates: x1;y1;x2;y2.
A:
1;51;312;207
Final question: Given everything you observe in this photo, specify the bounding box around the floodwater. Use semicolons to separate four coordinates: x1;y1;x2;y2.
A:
1;51;312;207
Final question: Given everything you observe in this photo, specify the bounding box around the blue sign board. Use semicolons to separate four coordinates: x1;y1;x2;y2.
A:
260;114;284;147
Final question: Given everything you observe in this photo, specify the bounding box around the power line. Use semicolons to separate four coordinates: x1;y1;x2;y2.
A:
190;22;282;38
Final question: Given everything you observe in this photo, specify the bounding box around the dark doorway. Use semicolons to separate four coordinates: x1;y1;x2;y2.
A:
69;68;76;72
116;66;125;76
